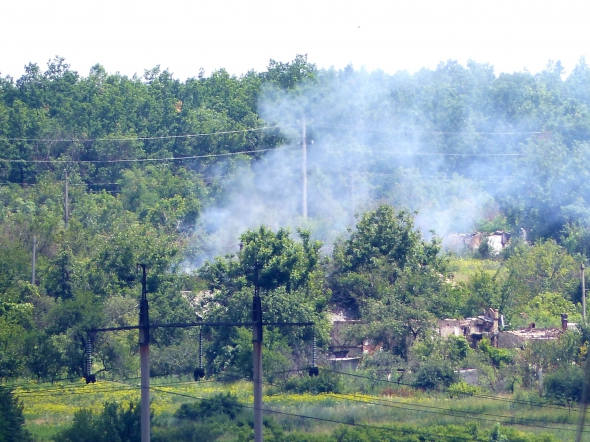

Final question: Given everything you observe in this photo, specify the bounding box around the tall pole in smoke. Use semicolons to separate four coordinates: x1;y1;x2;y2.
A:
302;116;307;220
582;263;586;323
138;264;150;442
252;264;264;442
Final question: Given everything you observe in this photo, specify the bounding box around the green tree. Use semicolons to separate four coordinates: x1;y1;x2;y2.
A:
0;388;34;442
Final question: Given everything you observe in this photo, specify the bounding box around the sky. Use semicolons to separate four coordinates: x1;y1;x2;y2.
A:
2;0;590;80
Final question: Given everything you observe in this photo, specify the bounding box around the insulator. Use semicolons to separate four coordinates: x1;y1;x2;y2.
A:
85;337;96;383
85;339;92;377
309;328;319;377
194;327;204;381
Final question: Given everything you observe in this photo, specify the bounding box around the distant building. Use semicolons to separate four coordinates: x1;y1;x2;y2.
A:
498;314;574;349
439;310;575;349
328;310;363;369
438;308;500;347
446;231;511;255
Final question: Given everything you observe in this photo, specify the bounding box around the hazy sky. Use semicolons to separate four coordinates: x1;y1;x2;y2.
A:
2;0;589;80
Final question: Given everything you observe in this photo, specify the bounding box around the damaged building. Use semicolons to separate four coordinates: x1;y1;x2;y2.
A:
438;310;575;349
446;231;512;255
438;308;500;347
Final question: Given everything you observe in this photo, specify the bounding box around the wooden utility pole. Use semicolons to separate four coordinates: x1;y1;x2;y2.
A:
252;267;264;442
31;235;36;285
302;117;307;220
138;264;150;442
64;170;69;228
582;263;586;322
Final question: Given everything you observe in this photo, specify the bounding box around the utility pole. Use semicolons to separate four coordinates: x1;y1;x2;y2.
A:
64;170;69;229
252;266;264;442
138;264;150;442
582;263;586;323
302;117;307;220
31;235;36;285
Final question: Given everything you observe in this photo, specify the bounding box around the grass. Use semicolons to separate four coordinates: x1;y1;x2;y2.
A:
449;258;503;283
13;376;582;441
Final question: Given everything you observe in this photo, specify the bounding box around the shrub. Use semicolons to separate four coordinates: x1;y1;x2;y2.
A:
544;365;584;403
280;370;343;394
174;393;241;421
448;381;480;397
54;401;141;442
413;362;456;390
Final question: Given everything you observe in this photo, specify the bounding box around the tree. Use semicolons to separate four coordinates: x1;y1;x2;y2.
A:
331;205;453;359
501;240;578;316
198;226;330;376
0;388;33;442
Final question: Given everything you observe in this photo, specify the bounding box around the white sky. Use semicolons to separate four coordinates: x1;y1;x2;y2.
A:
2;0;589;80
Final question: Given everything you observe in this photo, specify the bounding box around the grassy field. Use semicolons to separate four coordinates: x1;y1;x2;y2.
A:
448;258;503;283
11;375;583;441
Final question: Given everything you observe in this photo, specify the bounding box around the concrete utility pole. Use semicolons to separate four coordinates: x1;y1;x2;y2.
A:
31;235;36;285
302;117;307;220
64;170;69;228
252;267;264;442
582;263;586;323
138;264;150;442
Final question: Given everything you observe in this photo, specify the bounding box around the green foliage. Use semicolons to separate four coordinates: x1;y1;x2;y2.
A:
502;240;578;316
479;339;513;368
514;292;581;328
199;226;329;377
543;364;584;403
448;381;480;397
0;388;33;442
175;393;241;421
332;205;454;359
54;402;141;442
413;361;456;390
278;371;343;394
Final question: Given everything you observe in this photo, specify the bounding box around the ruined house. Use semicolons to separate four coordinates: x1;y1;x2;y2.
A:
439;310;575;349
446;231;511;255
497;314;574;349
438;308;500;347
328;311;363;370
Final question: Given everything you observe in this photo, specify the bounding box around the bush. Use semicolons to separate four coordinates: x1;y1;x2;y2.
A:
175;393;241;421
448;381;480;397
544;365;584;403
54;401;141;442
413;362;456;390
280;370;343;394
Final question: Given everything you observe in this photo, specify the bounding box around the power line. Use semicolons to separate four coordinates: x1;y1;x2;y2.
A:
328;391;584;431
0;145;295;164
313;122;545;136
0;126;279;143
146;384;473;441
326;369;575;412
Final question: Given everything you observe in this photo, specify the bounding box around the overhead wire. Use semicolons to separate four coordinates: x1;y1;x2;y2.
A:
326;369;576;412
313;122;545;136
326;391;584;431
0;145;296;164
143;383;473;441
0;126;280;143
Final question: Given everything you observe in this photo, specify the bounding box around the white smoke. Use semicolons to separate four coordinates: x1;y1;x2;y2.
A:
190;65;526;265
